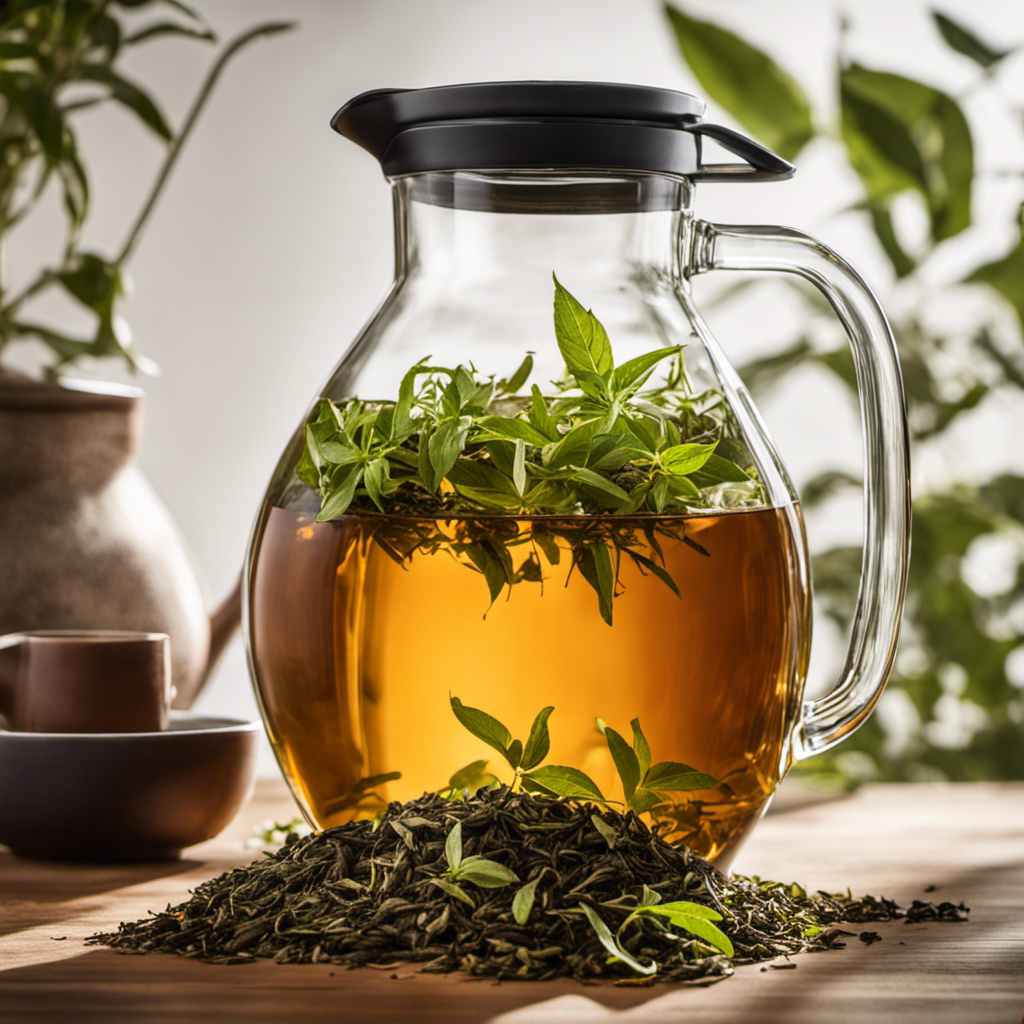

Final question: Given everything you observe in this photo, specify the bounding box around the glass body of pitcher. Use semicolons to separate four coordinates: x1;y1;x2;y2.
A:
244;83;910;869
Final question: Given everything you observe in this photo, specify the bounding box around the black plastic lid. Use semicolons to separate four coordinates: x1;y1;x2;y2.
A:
331;81;794;183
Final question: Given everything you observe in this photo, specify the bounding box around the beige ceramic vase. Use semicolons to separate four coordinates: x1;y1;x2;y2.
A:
0;376;240;718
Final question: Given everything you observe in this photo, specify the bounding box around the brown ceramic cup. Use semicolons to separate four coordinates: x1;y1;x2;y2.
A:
0;630;173;733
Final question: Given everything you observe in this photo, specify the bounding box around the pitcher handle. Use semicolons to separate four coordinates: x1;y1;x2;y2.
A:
690;220;911;758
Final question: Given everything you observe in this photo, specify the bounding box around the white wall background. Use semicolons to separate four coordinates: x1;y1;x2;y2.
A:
7;0;1024;775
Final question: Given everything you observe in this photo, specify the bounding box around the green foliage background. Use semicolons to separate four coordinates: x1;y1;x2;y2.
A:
665;4;1024;782
0;0;291;376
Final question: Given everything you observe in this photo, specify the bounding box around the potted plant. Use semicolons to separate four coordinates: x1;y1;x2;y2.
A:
0;1;292;711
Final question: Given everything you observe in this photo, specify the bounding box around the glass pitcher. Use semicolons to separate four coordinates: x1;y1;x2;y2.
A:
244;82;910;869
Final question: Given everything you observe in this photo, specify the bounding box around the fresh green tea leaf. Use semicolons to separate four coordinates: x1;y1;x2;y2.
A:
552;273;614;382
453;365;479;408
604;726;641;803
665;474;700;499
628;787;662;814
572;467;631;508
645;761;719;792
444;820;463;872
631;719;652;780
417;424;437;492
661;443;716;476
392;360;430;438
505;739;524;770
454;855;519;888
581;904;657;976
499;352;534;395
447;459;520;505
588;434;651;472
521;705;555;771
653;900;724;921
512;877;541;924
637;904;734;956
450;696;514;761
428;417;471;483
687;453;751;488
529;384;561;441
651;475;669;513
475;416;552;447
612;346;681;395
513;438;527;497
524;765;605;802
429;877;474;907
623;414;660;453
362;457;389;512
316;467;363;522
444;759;494;796
543;419;598;470
301;424;324;475
317;441;363;466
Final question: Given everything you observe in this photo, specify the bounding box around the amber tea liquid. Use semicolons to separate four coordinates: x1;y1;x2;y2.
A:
248;505;810;867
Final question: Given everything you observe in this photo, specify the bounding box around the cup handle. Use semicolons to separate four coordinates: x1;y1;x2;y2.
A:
690;220;911;758
0;633;25;721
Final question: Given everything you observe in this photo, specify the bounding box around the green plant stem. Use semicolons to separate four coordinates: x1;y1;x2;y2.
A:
2;269;60;320
115;20;296;266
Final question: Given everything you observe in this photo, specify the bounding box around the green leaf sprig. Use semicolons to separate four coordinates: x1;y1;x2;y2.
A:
0;3;295;374
597;717;719;814
449;697;718;811
580;884;733;976
437;759;499;801
300;276;763;624
430;820;519;906
300;275;759;525
449;696;605;802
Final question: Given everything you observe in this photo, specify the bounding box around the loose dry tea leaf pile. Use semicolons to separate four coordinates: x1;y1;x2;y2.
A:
88;789;968;984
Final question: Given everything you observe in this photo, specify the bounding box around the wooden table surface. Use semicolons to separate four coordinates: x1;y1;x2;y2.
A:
1;779;1022;1024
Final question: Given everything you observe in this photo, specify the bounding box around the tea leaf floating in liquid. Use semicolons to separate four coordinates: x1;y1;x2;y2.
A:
296;275;767;623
